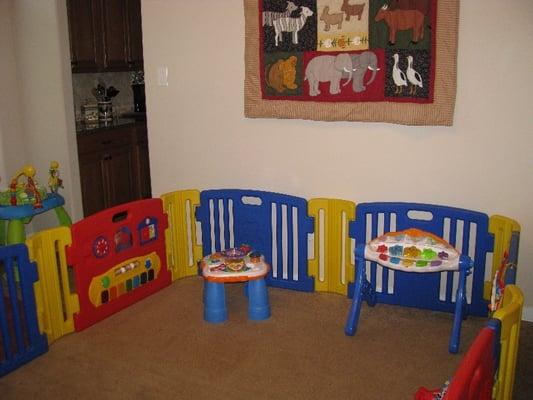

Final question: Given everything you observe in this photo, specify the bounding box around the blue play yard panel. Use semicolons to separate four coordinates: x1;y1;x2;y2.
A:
348;202;494;317
196;189;314;291
0;244;48;377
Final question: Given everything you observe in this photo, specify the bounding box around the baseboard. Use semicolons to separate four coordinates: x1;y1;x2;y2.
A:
522;306;533;322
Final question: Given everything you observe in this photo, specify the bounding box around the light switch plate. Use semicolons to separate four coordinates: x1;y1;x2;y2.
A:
157;66;169;86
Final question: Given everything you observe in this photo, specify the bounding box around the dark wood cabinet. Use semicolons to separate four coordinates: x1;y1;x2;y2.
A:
131;124;152;199
67;0;103;72
67;0;144;72
100;0;129;71
125;0;144;70
78;151;107;217
77;122;151;217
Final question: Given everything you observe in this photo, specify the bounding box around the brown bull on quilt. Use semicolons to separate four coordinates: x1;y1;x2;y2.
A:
374;3;426;45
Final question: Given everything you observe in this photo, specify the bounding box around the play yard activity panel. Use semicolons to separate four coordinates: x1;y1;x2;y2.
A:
66;198;172;331
196;189;314;292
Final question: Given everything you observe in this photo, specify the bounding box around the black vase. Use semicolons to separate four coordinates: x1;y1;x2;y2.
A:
131;84;146;113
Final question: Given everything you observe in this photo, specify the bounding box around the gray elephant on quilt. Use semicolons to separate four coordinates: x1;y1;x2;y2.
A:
342;51;380;93
304;53;353;96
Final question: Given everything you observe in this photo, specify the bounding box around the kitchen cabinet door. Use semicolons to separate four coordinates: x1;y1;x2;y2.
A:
78;152;107;217
67;0;143;72
126;0;144;69
100;0;130;71
103;146;136;208
77;123;150;217
67;0;103;72
132;124;151;199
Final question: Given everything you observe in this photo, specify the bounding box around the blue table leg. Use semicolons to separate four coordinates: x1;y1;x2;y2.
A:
449;257;471;353
204;281;227;323
345;260;367;336
248;278;270;321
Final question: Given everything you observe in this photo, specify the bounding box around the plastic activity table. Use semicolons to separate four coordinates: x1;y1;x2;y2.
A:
200;247;271;323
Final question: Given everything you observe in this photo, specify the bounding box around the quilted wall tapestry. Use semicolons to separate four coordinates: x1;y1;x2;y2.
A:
244;0;459;126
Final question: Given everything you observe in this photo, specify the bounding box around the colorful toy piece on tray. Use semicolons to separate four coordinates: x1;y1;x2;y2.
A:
201;244;268;282
364;228;461;272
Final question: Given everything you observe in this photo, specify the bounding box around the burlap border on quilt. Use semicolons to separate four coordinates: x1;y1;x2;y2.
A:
244;0;459;126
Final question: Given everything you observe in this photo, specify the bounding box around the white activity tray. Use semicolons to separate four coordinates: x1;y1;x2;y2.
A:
363;228;461;273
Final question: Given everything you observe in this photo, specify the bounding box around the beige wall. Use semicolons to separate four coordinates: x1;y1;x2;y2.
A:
1;0;83;227
142;0;533;319
0;0;26;180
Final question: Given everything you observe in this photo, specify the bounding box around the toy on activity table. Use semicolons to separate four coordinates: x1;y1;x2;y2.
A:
345;228;473;353
0;161;71;245
200;244;271;323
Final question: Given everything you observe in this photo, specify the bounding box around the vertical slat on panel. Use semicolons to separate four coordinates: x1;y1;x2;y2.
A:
281;204;288;280
213;198;221;251
0;244;48;377
0;267;11;362
318;208;325;282
285;204;293;281
208;199;216;254
387;213;396;294
1;257;15;361
340;211;346;285
228;199;235;249
5;258;24;354
217;199;225;250
275;203;283;279
271;203;278;279
466;222;477;304
380;213;390;294
450;220;465;302
292;207;299;281
370;213;378;291
222;199;231;250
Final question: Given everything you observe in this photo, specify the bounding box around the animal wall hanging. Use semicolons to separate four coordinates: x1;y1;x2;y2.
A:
244;0;459;125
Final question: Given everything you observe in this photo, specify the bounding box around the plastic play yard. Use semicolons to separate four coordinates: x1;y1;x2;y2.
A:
0;187;524;399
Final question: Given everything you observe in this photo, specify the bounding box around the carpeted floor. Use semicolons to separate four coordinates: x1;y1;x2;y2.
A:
0;277;530;399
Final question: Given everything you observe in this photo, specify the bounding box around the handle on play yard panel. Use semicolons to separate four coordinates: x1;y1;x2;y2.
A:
112;210;128;223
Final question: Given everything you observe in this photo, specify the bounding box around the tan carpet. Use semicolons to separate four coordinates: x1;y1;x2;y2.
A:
0;277;509;399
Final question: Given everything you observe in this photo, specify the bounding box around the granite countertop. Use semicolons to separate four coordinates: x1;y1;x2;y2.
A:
76;115;145;134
